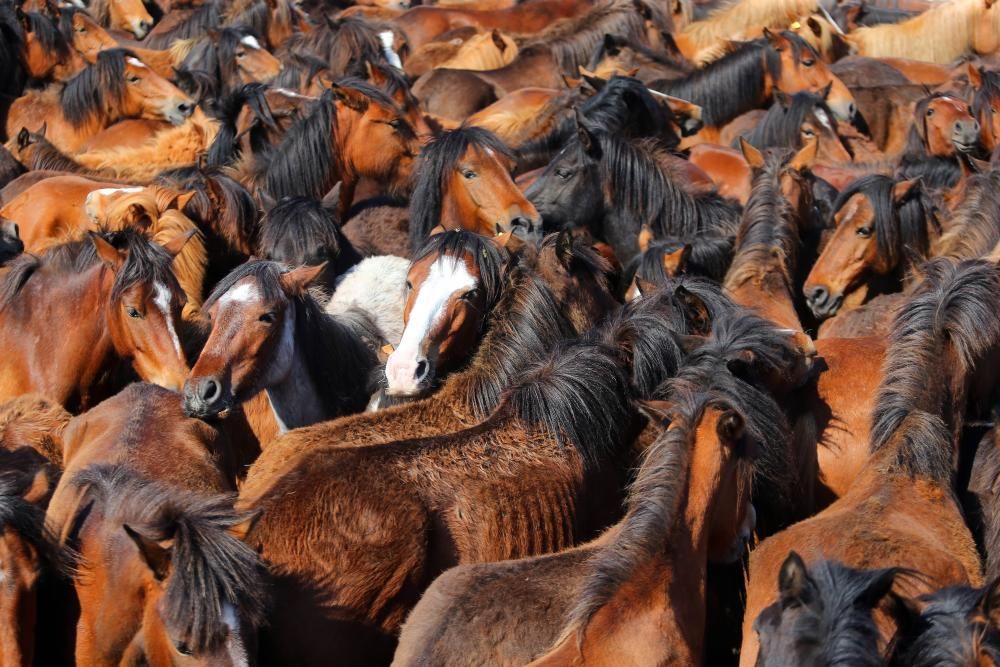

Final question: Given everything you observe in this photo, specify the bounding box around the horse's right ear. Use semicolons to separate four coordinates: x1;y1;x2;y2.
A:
893;178;920;204
575;111;598;155
161;229;198;259
280;263;326;294
38;122;47;137
16;127;30;151
428;224;446;236
778;551;814;609
123;524;173;581
739;136;766;170
89;232;124;271
635;399;672;426
968;63;984;91
638;224;654;252
978;577;1000;627
662;244;690;276
22;467;51;506
673;283;711;334
602;33;620;56
806;16;824;39
490;28;506;52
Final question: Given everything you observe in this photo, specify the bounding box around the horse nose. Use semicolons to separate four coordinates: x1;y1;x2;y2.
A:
139;19;151;33
953;119;980;148
198;378;221;403
414;358;429;383
847;102;857;118
806;285;828;307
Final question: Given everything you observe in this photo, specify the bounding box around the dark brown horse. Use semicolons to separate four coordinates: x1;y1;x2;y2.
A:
0;230;192;412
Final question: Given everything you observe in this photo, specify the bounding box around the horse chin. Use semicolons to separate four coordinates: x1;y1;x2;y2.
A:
129;21;149;40
828;99;856;123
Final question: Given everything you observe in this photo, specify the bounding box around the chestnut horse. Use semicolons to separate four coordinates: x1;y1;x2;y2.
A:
5;49;193;153
240;340;639;665
393;314;795;666
897;93;981;191
53;464;265;666
88;0;154;38
243;79;418;219
183;261;380;431
408;126;540;252
741;257;1000;665
0;229;191;411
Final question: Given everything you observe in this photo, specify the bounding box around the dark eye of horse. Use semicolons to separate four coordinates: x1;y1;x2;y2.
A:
802;127;815;137
126;306;142;319
926;108;935;117
856;227;872;238
462;288;479;301
128;76;140;84
259;312;276;324
175;641;193;656
462;169;477;180
556;168;572;180
388;119;401;130
76;26;86;32
801;58;814;67
236;50;246;58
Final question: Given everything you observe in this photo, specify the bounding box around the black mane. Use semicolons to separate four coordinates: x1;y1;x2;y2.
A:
278;16;385;78
260;195;362;277
60;48;133;128
740;90;838;151
935;168;1000;260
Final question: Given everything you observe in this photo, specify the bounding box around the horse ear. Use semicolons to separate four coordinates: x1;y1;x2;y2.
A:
778;551;813;609
968;63;984;90
857;568;900;608
257;189;277;212
16;127;30;151
638;224;654;252
635;399;671;426
280;263;326;294
575;111;599;155
562;74;582;88
726;348;755;379
89;233;124;271
321;182;342;216
892;178;920;204
662;244;690;276
673;284;711;334
763;27;786;51
556;229;574;268
490;29;506;53
38;122;47;137
161;229;197;258
806;16;823;38
739;137;766;170
602;33;620;55
227;510;261;542
675;332;707;354
123;524;173;581
578;67;606;90
330;82;368;112
789;135;819;171
717;409;745;444
22;467;51;506
15;7;28;31
428;225;447;236
819;81;833;101
660;31;681;59
173;191;196;212
978;577;1000;627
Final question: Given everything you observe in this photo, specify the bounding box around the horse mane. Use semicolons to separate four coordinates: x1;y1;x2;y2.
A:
178;27;256;99
256;88;338;199
898;94;963;190
594;133;741;238
681;0;819;49
625;233;732;285
0;461;63;573
408;126;514;252
972;68;1000;141
0;228;179;310
25;10;70;62
15;131;89;173
871;258;1000;480
970;429;1000;581
517;0;645;75
499;341;634;470
261;195;362;276
68;464;266;653
585;33;691;74
724;148;802;291
834;174;936;272
651;37;779;126
279;16;384;78
60;48;133;128
144;2;223;49
204;260;379;416
935;168;1000;260
272;50;330;90
56;7;93;51
741;91;836;150
224;0;270;41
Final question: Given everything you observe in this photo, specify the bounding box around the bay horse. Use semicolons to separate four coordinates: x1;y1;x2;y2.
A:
183;261;380;431
741;257;1000;666
752;553;906;667
88;0;154;38
651;29;857;136
54;464;265;666
0;229;191;411
525;118;741;263
243;80;418;219
897;93;981;191
803;174;937;321
934;166;1000;261
174;27;283;102
393;317;793;667
736;88;854;165
13;8;81;84
5;49;194;153
408;126;541;253
623;229;732;293
239;340;639;665
277;15;391;79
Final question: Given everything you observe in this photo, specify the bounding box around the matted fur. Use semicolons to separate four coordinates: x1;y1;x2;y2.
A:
438;30;518;70
681;0;819;50
934;169;1000;260
60;49;134;129
0;394;71;466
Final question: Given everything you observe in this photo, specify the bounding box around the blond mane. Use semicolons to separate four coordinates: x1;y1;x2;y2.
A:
681;0;819;51
438;30;518;70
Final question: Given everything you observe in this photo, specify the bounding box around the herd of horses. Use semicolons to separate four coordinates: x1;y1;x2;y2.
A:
1;0;1000;663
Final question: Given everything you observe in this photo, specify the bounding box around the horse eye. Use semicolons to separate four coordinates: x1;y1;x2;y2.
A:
175;641;193;656
388;118;401;129
801;59;814;67
462;169;477;179
926;108;935;117
76;26;86;32
462;288;479;300
556;168;572;180
259;312;276;324
126;306;142;319
236;51;246;58
405;280;412;290
128;76;140;84
856;227;872;238
802;127;815;137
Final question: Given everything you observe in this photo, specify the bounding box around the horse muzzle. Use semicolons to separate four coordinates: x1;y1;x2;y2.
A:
182;376;232;420
805;284;843;320
952;119;981;153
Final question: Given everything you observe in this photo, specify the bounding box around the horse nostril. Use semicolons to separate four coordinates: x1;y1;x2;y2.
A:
199;378;221;403
808;285;828;306
414;359;428;382
511;216;532;231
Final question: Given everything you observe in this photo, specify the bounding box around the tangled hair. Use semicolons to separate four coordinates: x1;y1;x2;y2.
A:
260;195;362;276
68;464;267;653
408;126;515;252
60;49;134;128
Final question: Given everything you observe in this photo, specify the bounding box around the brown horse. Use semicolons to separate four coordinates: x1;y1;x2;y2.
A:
5;49;193;153
803;174;937;322
970;65;1000;155
897;93;981;191
52;464;265;666
408;126;540;252
182;261;380;431
393;312;795;666
0;229;191;411
741;257;1000;665
89;0;154;38
240;339;638;665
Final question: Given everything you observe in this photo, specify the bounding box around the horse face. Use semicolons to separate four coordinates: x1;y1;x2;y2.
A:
442;144;541;243
233;34;283;85
339;91;419;190
109;279;190;392
803;192;877;320
70;11;118;61
107;0;153;39
385;251;487;396
766;30;857;122
122;57;195;125
23;25;63;79
700;405;756;564
184;275;297;419
525;141;603;235
920;96;980;156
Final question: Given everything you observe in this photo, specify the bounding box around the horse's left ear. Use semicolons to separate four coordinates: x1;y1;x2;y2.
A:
805;16;824;39
556;229;574;268
575;110;599;155
124;524;173;581
635;399;671;427
280;263;326;294
857;567;901;608
739;136;766;169
90;233;125;271
662;244;690;276
978;577;1000;627
490;29;506;52
227;510;262;542
893;178;921;204
161;229;198;259
330;82;368;112
716;409;745;444
172;191;196;212
789;135;819;171
22;467;51;506
763;27;786;51
779;551;814;609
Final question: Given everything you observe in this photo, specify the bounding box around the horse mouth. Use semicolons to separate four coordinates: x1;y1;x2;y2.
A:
953;140;978;154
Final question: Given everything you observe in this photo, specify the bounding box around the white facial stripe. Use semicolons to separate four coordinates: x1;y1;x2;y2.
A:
154;282;183;359
126;57;148;69
94;186;143;197
397;256;477;354
240;35;262;50
814;108;833;132
222;601;249;667
379;30;402;69
221;282;261;305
